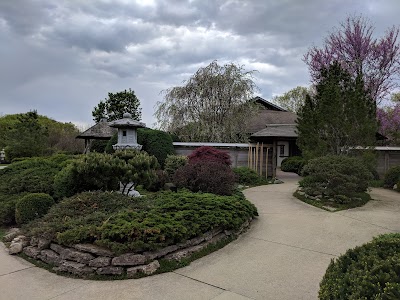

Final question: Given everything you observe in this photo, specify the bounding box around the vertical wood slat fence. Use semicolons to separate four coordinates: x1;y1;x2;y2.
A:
248;143;273;178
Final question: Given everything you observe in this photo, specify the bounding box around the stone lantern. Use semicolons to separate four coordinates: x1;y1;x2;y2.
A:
109;112;146;150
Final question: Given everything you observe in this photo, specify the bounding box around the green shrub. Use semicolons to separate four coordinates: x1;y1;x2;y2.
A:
138;128;174;167
90;140;108;153
319;233;400;300
233;167;266;185
173;160;236;195
281;156;306;174
26;190;258;254
383;165;400;188
105;133;118;153
53;151;158;199
0;193;26;225
397;180;400;192
15;193;55;225
0;154;74;196
300;155;372;200
164;155;188;177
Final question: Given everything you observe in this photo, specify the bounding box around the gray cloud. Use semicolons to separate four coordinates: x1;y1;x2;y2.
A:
0;0;399;128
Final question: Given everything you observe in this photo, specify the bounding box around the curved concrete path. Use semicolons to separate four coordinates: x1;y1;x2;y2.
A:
1;173;399;300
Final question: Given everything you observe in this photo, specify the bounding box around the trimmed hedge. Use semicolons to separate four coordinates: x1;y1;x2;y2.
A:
300;155;371;200
164;155;188;177
383;165;400;189
174;160;236;195
281;156;305;174
26;190;258;254
0;193;26;225
319;233;400;300
137;128;174;167
233;167;267;186
15;193;55;225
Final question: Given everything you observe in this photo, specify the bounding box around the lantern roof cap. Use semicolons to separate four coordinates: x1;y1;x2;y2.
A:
109;113;146;128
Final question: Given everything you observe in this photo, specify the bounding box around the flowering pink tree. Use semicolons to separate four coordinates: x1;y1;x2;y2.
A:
304;16;400;104
377;103;400;145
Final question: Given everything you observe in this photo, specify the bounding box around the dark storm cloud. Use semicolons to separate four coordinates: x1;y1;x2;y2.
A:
0;0;399;127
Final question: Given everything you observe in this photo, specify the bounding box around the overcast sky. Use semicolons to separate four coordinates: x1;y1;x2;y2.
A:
0;0;399;129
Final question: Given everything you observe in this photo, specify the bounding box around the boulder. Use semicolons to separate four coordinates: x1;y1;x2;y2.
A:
37;238;51;250
127;260;160;277
165;244;204;261
3;228;21;242
23;246;41;259
54;261;93;276
61;248;95;264
89;256;111;268
144;245;179;260
112;253;146;266
14;235;30;247
50;243;67;255
96;266;123;275
8;242;23;255
30;237;38;246
74;244;114;257
39;249;62;266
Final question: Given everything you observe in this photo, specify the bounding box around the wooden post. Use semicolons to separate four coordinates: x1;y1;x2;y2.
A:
272;139;277;178
260;143;264;176
266;147;269;178
248;145;250;168
255;142;259;172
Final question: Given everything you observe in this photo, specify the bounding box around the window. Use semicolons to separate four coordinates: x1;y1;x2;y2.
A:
122;130;127;137
279;145;285;156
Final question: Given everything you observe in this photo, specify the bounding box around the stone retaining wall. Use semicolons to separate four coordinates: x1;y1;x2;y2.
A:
7;218;252;278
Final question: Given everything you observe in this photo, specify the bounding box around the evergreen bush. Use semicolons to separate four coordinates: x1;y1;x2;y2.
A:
233;167;266;185
319;233;400;300
280;156;305;174
0;193;25;225
383;165;400;188
137;128;174;167
164;155;188;177
300;155;371;200
15;193;54;225
173;160;236;195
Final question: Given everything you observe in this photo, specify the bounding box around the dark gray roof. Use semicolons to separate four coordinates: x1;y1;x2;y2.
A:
76;119;117;139
247;110;297;133
251;124;298;138
253;96;286;111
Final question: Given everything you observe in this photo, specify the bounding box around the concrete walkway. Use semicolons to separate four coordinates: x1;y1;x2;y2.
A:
1;173;399;300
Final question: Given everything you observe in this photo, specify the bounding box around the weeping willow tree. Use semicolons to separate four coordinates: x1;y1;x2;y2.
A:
155;61;259;143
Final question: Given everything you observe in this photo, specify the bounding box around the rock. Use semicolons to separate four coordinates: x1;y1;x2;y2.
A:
144;245;179;260
224;230;234;236
54;261;93;276
112;253;146;266
274;179;284;184
164;182;177;192
37;238;51;250
39;249;62;266
23;246;41;259
127;260;160;277
61;248;95;264
30;237;39;246
74;244;114;257
3;228;21;242
89;256;111;268
9;242;23;254
50;243;67;255
393;184;397;190
165;244;205;261
15;235;30;247
297;191;305;196
322;206;337;212
96;266;123;275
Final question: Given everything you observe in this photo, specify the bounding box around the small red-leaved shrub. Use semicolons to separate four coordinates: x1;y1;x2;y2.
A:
173;160;236;195
188;146;231;166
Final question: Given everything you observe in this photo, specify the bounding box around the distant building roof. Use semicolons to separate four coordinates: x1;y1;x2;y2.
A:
109;112;146;128
253;96;287;111
76;119;117;140
251;124;298;138
247;110;297;134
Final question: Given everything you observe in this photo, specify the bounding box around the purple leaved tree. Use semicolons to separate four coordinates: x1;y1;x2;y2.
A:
377;102;400;145
304;15;400;104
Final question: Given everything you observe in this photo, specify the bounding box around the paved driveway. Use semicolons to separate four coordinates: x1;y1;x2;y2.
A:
1;173;399;300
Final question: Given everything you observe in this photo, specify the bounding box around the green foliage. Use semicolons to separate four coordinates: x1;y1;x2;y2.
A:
0;193;26;225
280;156;306;174
319;233;400;300
15;193;54;225
53;151;158;199
173;160;236;195
233;167;266;185
164;155;188;177
272;86;310;113
297;62;377;159
26;190;257;254
188;146;231;166
105;133;118;153
383;166;400;188
137;128;174;167
300;155;372;201
90;140;108;153
0;154;74;196
92;88;142;123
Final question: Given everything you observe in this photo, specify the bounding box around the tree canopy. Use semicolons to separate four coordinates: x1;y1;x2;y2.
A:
377;102;400;146
155;61;258;143
297;62;377;159
304;15;400;104
272;86;310;113
92;88;142;123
